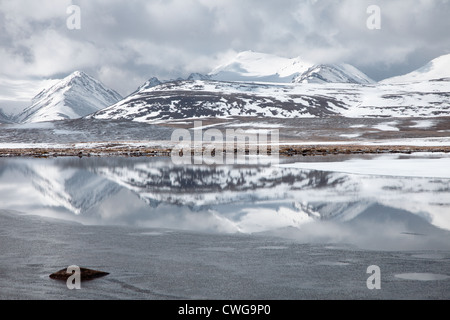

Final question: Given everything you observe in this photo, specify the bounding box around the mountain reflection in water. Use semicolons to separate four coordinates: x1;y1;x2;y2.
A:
0;155;449;250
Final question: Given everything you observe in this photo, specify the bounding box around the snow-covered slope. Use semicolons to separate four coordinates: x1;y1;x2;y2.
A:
208;51;374;85
0;77;59;117
88;80;347;121
89;77;450;121
209;51;314;83
382;54;450;83
294;64;374;84
16;71;122;123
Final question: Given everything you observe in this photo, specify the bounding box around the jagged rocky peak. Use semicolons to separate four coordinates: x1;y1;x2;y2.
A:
137;77;162;91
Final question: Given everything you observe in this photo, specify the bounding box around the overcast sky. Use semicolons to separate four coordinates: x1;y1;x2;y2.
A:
1;0;450;96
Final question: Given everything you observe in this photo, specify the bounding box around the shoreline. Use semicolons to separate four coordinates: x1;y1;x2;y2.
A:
1;144;450;158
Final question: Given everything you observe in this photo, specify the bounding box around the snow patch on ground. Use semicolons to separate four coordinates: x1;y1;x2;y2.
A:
340;133;361;138
373;121;399;131
227;122;284;128
410;120;436;129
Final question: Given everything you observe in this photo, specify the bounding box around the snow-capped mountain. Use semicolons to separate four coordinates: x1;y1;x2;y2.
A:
15;71;122;123
382;54;450;83
12;52;450;123
293;64;374;84
209;50;313;83
208;51;374;85
134;51;373;94
88;52;450;122
88;80;347;121
88;75;450;121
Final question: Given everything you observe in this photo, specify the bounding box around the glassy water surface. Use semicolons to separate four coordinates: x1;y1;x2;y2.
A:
1;154;449;250
1;154;450;299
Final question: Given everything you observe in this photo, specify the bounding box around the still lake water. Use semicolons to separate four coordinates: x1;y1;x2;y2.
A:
0;154;449;299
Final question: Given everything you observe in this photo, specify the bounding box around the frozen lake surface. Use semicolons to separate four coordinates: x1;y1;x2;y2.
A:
0;154;449;299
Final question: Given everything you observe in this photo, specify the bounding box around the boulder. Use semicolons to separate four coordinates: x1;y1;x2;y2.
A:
49;267;109;281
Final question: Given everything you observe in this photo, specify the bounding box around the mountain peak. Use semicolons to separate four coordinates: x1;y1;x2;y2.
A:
294;63;374;84
209;51;313;82
16;71;122;123
208;51;374;84
70;70;88;78
62;71;93;84
133;77;163;94
187;73;211;81
382;53;450;83
62;71;102;86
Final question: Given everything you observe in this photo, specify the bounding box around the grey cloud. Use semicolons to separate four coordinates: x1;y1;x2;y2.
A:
0;0;449;95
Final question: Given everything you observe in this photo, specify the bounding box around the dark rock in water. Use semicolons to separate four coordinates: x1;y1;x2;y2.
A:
49;267;109;281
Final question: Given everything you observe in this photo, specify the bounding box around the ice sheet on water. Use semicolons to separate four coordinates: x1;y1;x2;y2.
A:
278;154;450;178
